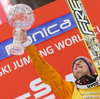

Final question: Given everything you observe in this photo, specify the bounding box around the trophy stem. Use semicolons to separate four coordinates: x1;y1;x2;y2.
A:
8;28;25;55
13;27;22;44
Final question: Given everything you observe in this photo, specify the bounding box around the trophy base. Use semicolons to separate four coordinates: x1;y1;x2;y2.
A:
8;43;25;55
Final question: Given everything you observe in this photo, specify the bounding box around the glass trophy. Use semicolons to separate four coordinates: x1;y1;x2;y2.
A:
7;4;35;55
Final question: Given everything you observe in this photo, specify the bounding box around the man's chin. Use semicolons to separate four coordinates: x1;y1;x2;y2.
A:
75;69;83;74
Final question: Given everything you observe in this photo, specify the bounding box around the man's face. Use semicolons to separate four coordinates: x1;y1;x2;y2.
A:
73;59;91;79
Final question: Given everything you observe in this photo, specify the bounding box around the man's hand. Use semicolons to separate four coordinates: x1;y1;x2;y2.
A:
13;28;28;44
20;29;28;44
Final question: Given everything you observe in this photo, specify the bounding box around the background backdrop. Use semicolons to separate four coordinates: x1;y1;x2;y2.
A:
0;0;100;98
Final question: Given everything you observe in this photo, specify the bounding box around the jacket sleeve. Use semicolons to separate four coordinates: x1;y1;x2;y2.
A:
25;44;75;99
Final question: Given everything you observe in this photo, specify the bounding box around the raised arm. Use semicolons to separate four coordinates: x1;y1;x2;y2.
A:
20;30;75;99
25;43;75;99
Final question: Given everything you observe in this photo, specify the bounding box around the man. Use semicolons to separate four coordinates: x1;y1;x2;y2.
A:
17;30;100;99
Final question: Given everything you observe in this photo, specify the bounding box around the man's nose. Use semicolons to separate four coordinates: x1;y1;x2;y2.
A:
75;61;80;65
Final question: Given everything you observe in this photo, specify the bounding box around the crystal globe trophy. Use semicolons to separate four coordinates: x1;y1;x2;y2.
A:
7;4;35;55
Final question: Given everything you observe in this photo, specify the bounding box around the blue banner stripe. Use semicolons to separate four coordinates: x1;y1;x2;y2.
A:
0;13;77;60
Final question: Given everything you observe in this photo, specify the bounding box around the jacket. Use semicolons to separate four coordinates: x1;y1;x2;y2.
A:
25;44;100;99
